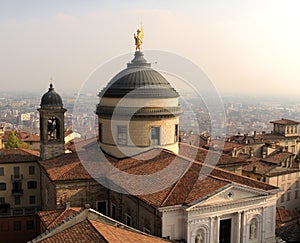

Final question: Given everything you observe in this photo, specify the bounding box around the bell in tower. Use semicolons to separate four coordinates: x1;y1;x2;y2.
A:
38;83;66;160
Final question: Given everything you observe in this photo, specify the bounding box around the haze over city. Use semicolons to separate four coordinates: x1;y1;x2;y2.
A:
1;0;300;97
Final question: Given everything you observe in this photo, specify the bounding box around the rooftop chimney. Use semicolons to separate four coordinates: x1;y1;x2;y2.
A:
65;201;70;209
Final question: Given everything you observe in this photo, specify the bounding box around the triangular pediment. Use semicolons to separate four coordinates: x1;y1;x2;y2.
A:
187;184;269;210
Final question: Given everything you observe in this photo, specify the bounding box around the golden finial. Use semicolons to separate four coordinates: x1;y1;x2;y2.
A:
134;25;144;51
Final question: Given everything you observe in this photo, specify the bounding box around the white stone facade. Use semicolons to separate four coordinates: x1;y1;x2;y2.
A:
160;185;277;243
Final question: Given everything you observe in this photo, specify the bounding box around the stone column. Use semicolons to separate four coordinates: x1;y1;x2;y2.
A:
210;216;214;243
261;206;267;242
241;211;246;243
216;216;220;243
236;211;241;243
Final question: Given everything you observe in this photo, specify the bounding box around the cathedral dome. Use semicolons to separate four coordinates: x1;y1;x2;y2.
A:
98;52;179;98
40;84;63;109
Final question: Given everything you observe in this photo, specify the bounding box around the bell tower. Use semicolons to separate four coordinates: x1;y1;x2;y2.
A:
38;84;66;160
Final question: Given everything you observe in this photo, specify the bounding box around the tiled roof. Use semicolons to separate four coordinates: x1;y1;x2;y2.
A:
208;164;276;191
39;144;277;207
90;220;168;242
237;153;253;160
229;133;299;144
179;174;228;205
110;149;277;207
38;208;81;229
35;209;169;243
39;219;107;243
203;140;246;154
276;207;294;225
38;153;92;181
243;160;276;175
262;151;294;164
19;131;40;142
222;141;245;152
270;118;300;125
2;130;40;142
179;143;248;167
179;133;207;147
243;157;300;177
254;133;298;141
67;137;99;153
264;167;300;177
0;148;39;163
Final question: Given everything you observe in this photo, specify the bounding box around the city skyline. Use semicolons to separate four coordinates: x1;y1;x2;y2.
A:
0;0;300;96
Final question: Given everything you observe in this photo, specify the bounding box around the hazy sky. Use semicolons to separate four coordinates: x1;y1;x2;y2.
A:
0;0;300;96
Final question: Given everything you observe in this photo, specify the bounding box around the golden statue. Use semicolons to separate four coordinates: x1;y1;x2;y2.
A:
134;26;144;51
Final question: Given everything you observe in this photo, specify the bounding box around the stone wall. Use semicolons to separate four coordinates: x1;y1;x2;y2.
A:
45;177;162;236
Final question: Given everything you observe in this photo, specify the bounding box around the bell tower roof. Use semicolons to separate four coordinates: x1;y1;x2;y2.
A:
40;83;63;109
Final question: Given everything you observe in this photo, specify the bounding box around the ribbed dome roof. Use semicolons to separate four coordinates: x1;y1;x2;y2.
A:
99;52;179;98
40;84;63;108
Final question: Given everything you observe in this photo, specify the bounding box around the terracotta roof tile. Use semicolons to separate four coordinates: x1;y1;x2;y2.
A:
39;219;106;243
38;153;92;181
254;133;298;141
39;144;277;207
90;219;168;243
209;166;275;191
237;153;253;160
221;141;245;153
48;208;81;229
243;160;276;175
262;151;294;164
230;132;299;144
270;118;300;125
179;133;207;147
179;143;248;166
111;149;277;207
2;130;40;142
276;207;294;225
185;176;228;204
38;210;63;228
38;208;81;229
18;131;40;142
0;148;39;163
37;209;169;243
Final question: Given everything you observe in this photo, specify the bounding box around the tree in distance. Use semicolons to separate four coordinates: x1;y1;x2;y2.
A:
5;131;29;149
